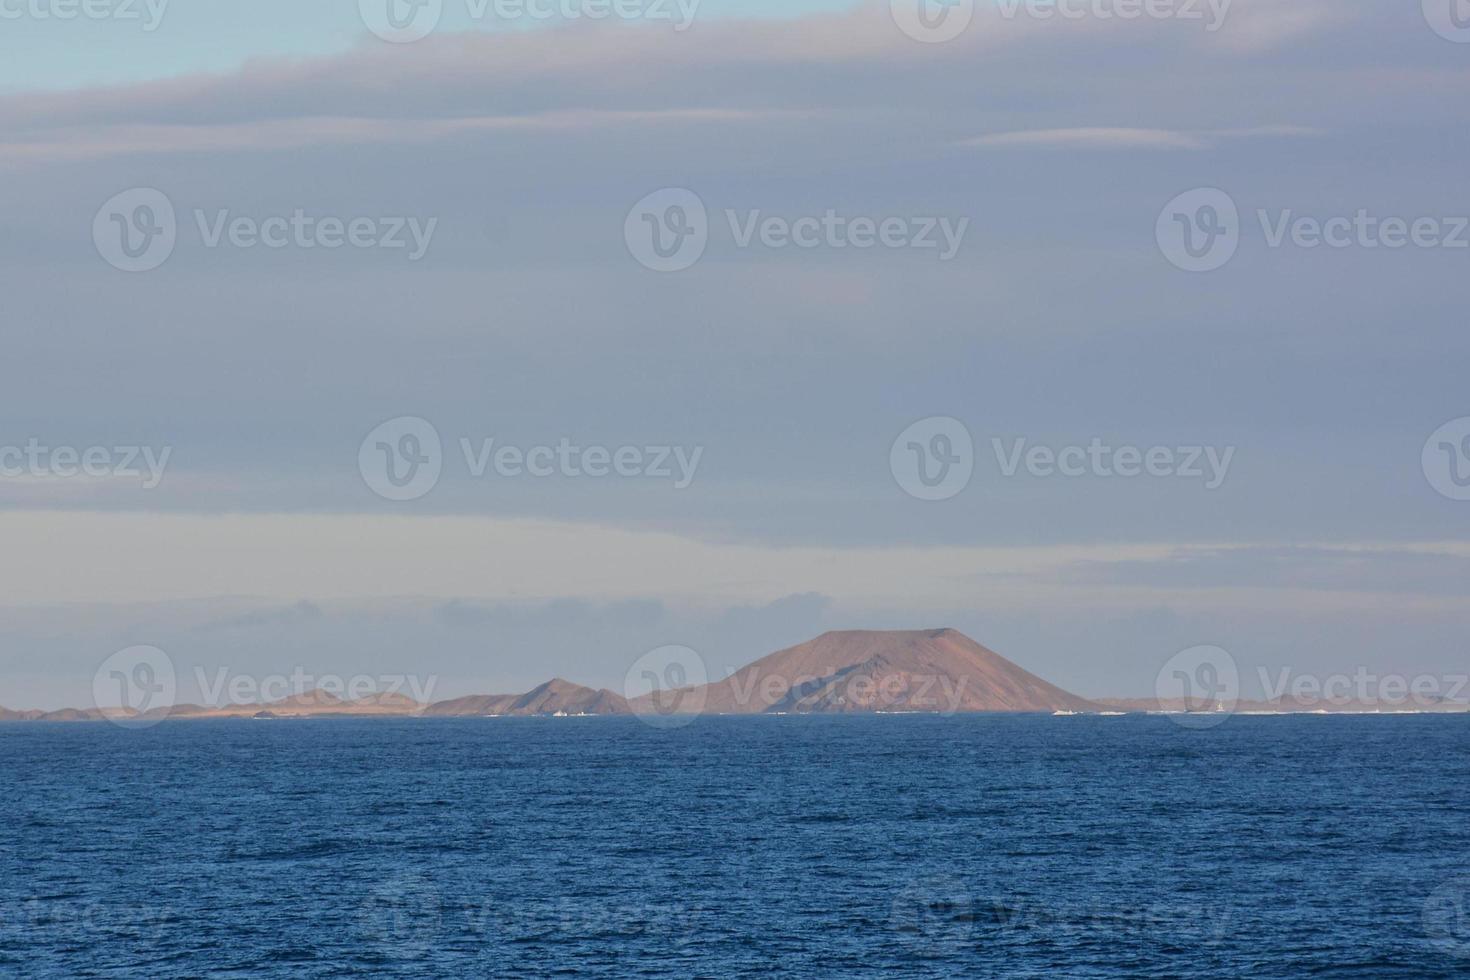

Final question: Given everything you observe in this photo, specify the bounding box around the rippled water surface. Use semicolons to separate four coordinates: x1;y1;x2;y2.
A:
3;715;1469;977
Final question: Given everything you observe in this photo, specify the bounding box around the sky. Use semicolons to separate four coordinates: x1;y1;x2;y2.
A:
2;0;1469;709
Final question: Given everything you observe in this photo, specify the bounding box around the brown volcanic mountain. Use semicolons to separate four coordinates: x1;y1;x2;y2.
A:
424;679;631;717
636;629;1098;715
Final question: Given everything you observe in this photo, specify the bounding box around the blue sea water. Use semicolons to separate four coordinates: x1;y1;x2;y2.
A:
2;714;1469;978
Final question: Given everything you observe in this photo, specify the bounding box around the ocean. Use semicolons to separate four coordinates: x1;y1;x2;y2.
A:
2;714;1468;977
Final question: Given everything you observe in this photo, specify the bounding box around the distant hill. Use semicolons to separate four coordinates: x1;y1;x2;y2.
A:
0;706;44;721
424;679;630;717
633;628;1098;716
